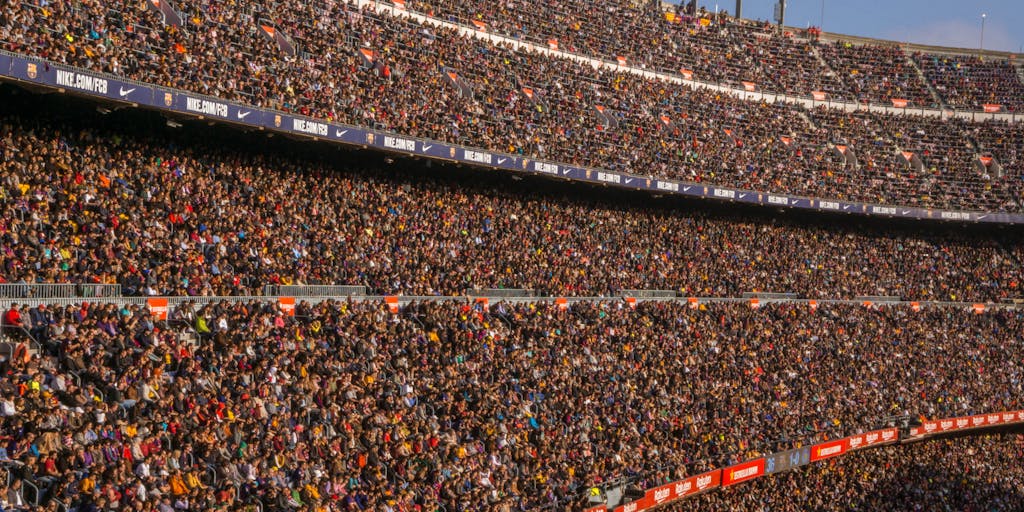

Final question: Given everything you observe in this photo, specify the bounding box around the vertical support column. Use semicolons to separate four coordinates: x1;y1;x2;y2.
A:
775;0;786;31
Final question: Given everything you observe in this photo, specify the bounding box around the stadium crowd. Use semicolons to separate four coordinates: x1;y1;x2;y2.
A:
1;298;1023;511
815;41;936;108
403;0;1024;111
0;1;1021;510
683;434;1024;511
914;52;1024;112
1;0;1022;212
403;0;843;97
0;101;1022;299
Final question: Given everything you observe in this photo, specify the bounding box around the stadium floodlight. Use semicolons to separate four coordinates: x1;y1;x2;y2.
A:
980;13;986;53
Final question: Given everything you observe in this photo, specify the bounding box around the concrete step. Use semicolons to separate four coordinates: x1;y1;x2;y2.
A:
906;55;945;109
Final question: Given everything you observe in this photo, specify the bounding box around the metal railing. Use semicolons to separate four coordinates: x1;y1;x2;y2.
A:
464;288;539;298
1;294;1021;313
854;295;904;302
619;289;679;299
21;478;40;507
263;285;366;297
741;292;800;299
0;324;42;355
0;283;121;299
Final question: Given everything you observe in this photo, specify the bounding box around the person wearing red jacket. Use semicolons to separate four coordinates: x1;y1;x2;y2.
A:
3;303;23;329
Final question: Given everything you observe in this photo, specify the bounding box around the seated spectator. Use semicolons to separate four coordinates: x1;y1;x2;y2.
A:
0;97;1020;301
4;303;22;329
0;0;1018;213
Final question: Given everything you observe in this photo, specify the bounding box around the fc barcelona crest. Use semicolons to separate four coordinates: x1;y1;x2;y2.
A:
449;147;456;158
274;115;282;128
366;133;375;144
645;179;651;187
26;63;37;79
521;159;529;169
163;93;173;107
585;170;592;179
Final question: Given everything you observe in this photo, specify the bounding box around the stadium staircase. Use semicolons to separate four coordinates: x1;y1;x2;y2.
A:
146;0;185;27
906;56;945;109
794;110;819;131
998;239;1024;268
0;340;34;360
808;44;840;92
255;19;298;56
0;328;40;360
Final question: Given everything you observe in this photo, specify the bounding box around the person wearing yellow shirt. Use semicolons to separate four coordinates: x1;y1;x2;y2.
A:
169;471;189;496
80;475;96;494
185;471;205;490
196;315;211;341
303;483;320;501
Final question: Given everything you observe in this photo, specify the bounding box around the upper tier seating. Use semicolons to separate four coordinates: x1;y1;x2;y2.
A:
0;0;1021;212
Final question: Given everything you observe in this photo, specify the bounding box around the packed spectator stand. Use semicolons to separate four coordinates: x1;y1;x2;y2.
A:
0;84;1019;511
682;435;1024;511
0;94;1022;300
3;295;1024;511
1;0;1023;213
0;0;1023;511
397;0;1024;113
815;41;937;108
913;52;1024;112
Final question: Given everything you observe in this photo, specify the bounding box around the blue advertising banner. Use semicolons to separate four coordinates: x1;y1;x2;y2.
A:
9;57;51;83
493;154;521;170
459;147;495;165
0;52;1019;225
414;140;451;159
154;89;176;110
107;80;152;106
8;58;154;106
327;125;363;145
173;93;247;122
376;132;418;154
267;112;330;138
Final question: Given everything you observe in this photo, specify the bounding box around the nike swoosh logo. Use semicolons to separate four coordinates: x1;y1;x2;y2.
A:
625;178;633;184
237;111;251;120
683;186;692;192
497;158;507;164
335;129;348;137
843;205;852;210
739;193;747;199
901;210;911;215
562;169;571;175
118;87;136;97
977;215;987;220
422;145;432;152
